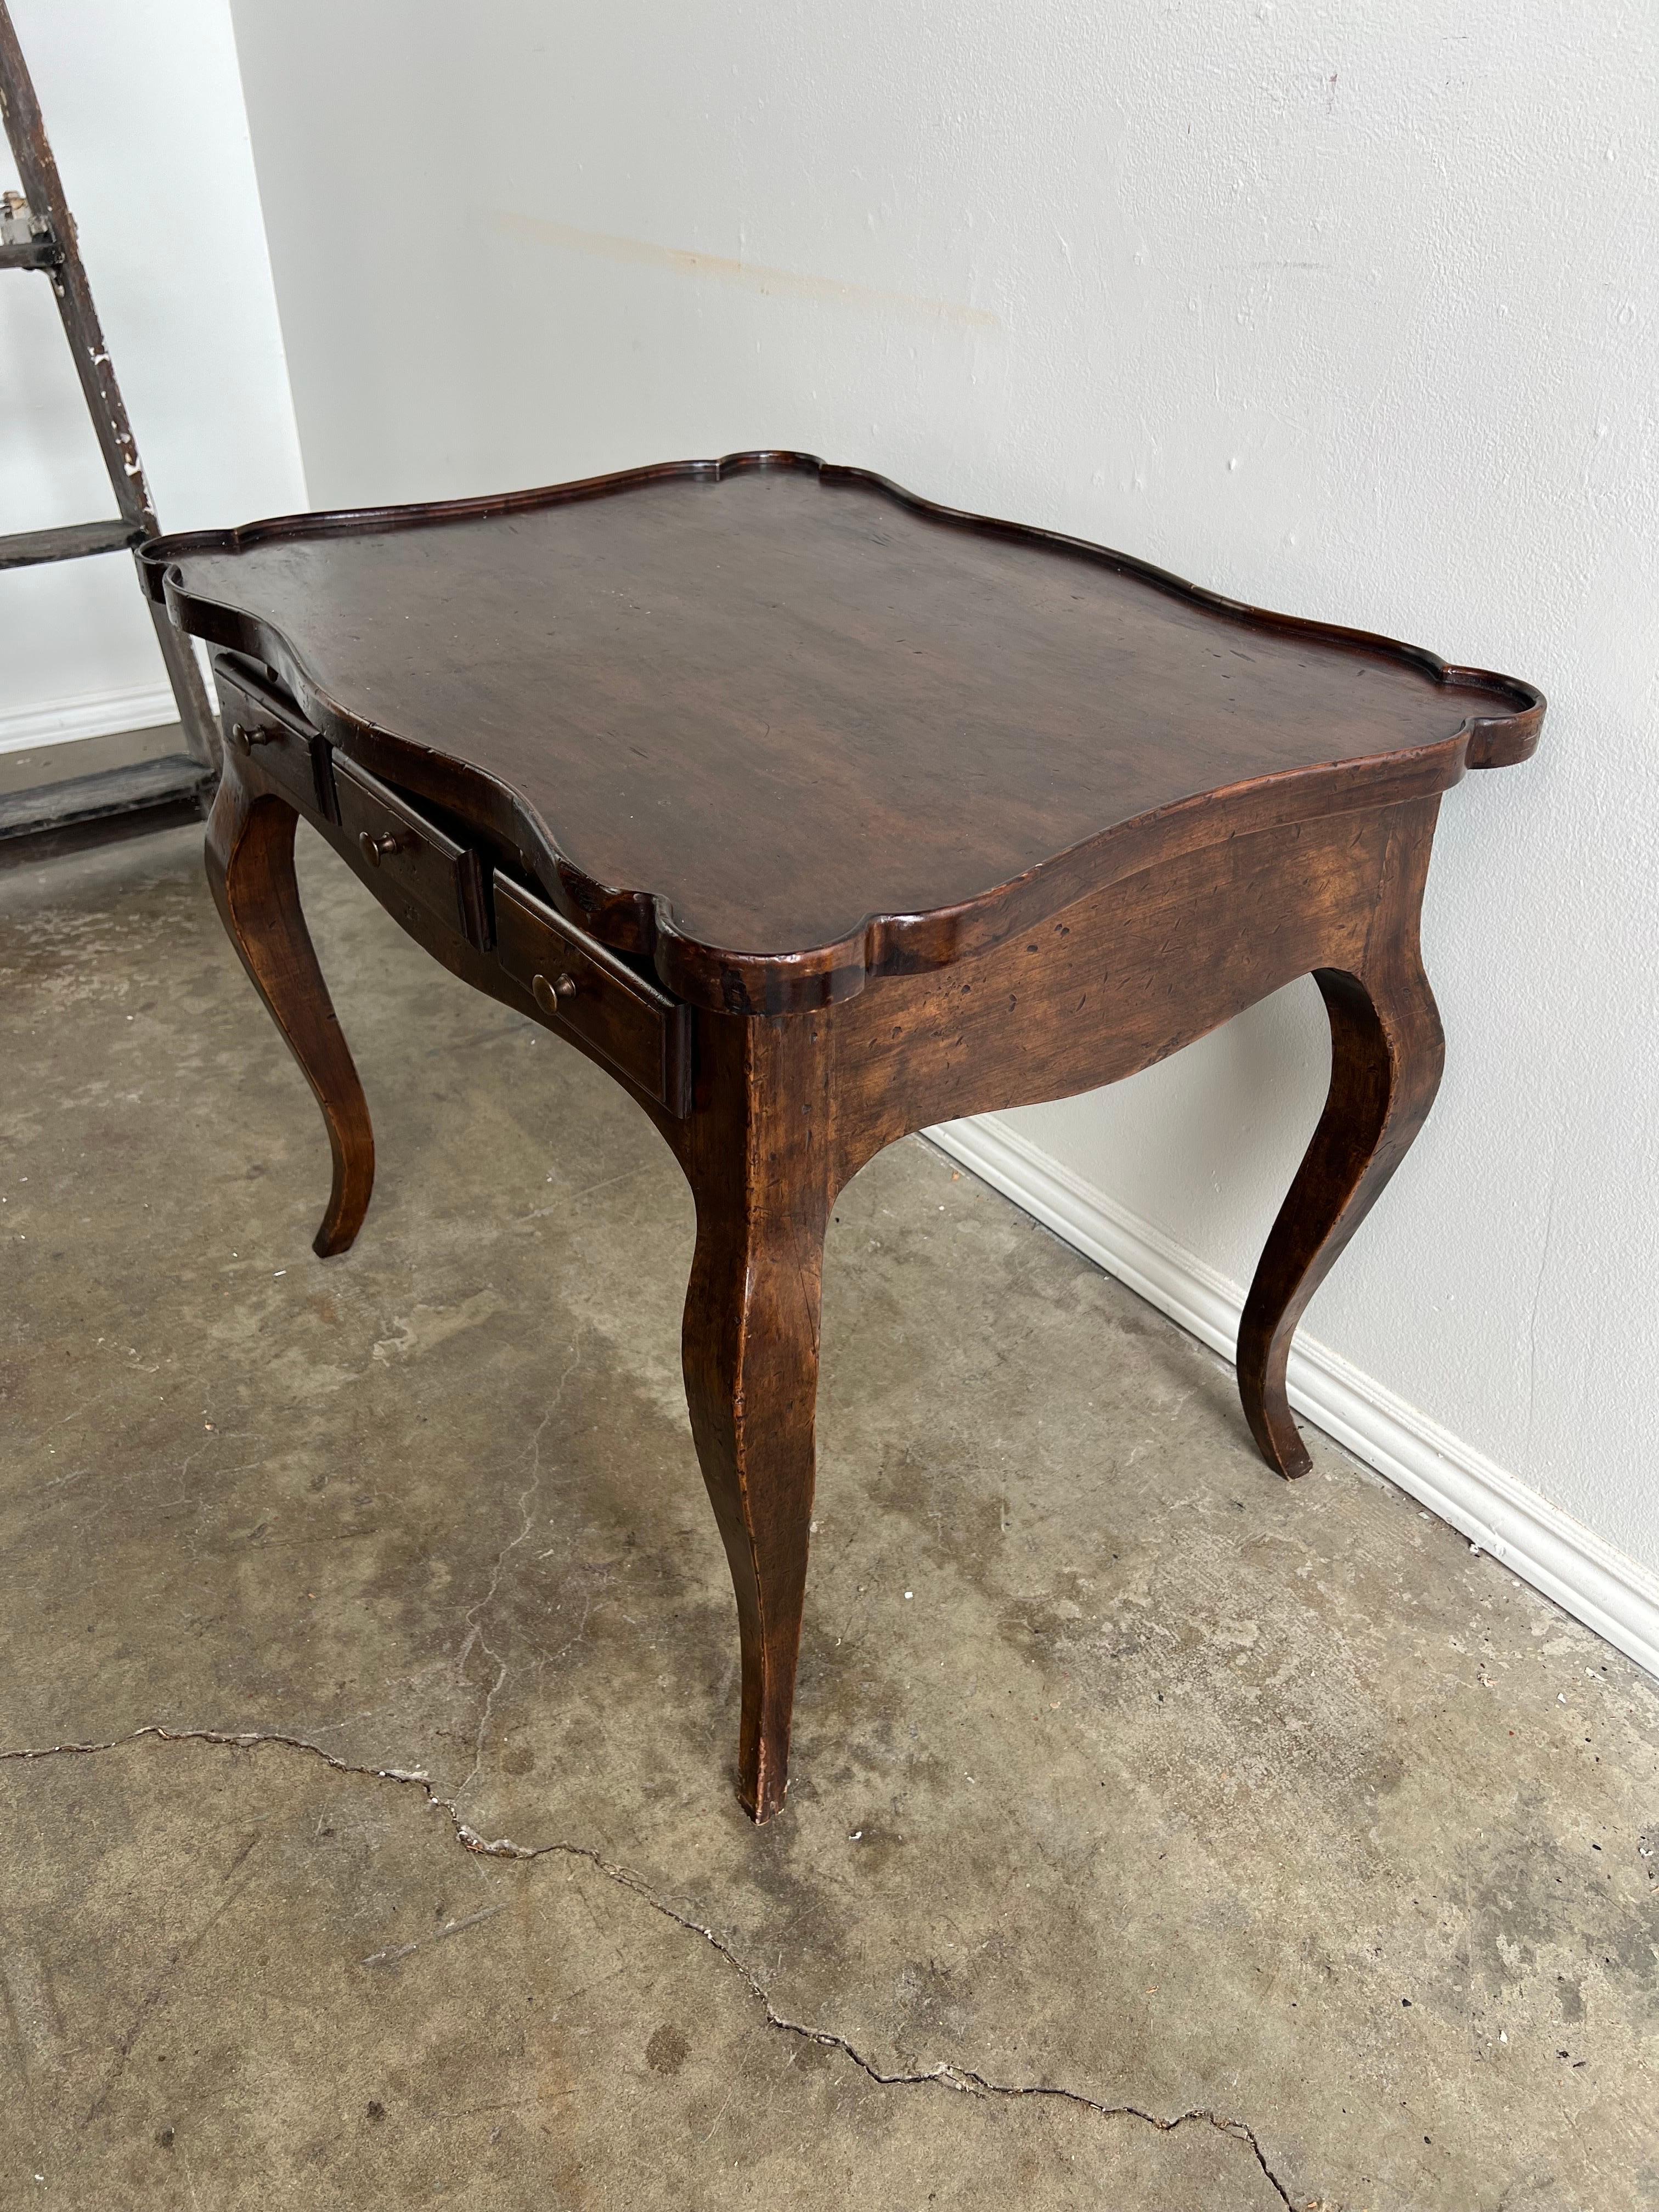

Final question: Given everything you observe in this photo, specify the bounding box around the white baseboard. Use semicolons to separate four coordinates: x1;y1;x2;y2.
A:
929;1113;1659;1684
0;682;182;757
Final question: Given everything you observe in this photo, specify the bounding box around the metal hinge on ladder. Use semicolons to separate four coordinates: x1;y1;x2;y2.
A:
1;2;219;846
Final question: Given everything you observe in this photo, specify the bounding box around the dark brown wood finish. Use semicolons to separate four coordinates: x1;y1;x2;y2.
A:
203;751;374;1261
144;453;1539;1014
494;874;692;1118
151;455;1542;1821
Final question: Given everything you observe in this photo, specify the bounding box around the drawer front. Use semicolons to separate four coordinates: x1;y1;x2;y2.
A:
218;670;328;817
494;874;691;1117
333;754;487;947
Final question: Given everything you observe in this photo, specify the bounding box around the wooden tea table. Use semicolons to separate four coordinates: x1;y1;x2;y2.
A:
142;453;1542;1821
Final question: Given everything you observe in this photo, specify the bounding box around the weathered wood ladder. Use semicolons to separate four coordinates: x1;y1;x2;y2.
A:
0;0;218;838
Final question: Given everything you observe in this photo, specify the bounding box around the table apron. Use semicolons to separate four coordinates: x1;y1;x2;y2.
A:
824;793;1441;1172
219;733;1440;1206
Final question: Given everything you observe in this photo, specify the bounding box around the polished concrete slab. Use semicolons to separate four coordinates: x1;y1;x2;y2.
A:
2;821;1655;2211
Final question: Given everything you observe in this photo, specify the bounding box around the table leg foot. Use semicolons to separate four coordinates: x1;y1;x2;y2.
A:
1238;953;1444;1479
205;767;375;1257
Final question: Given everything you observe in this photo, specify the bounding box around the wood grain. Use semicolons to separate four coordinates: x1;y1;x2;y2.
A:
204;760;375;1259
1236;799;1446;1476
167;452;1543;1822
678;1011;831;1820
145;454;1543;1014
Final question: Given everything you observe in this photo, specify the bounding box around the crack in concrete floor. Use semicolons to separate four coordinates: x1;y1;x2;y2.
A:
0;1725;1297;2209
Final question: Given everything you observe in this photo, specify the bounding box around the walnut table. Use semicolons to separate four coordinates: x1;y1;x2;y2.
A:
141;453;1543;1821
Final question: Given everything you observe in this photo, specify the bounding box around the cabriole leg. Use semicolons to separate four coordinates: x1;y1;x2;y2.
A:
680;1012;831;1821
1237;805;1445;1477
204;765;375;1257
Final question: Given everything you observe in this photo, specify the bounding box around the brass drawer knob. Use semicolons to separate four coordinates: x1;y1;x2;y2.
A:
532;970;578;1015
229;722;273;755
358;829;408;867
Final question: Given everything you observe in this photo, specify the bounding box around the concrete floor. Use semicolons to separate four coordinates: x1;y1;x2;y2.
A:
1;820;1654;2212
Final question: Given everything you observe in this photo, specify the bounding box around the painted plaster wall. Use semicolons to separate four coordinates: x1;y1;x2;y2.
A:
0;0;304;748
229;2;1658;1576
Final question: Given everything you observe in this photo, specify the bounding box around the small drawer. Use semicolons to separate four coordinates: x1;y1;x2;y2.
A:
494;874;691;1117
217;663;328;817
334;754;489;947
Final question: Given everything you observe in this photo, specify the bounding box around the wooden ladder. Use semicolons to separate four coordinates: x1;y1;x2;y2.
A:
0;0;218;845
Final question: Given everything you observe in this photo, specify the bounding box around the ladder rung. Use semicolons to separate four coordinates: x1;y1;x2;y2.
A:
0;236;59;270
0;519;141;569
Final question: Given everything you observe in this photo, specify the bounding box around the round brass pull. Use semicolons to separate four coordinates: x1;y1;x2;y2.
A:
358;830;407;867
532;970;578;1016
229;722;273;755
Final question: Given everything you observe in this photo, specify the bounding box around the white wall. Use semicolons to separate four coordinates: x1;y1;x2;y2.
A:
0;0;306;751
228;4;1659;1646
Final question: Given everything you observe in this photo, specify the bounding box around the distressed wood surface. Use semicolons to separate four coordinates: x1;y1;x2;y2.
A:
168;465;1542;1821
145;453;1541;1014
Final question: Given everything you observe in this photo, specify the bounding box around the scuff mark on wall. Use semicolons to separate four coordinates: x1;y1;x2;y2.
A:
487;207;1000;330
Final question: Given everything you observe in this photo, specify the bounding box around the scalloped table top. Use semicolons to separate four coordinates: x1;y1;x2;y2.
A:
144;452;1542;1008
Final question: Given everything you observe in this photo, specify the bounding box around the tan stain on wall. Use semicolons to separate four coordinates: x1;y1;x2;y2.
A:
487;208;1000;330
